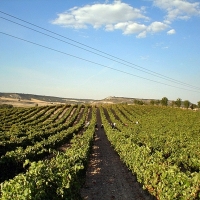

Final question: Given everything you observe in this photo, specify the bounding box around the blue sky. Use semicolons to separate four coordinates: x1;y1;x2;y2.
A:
0;0;200;103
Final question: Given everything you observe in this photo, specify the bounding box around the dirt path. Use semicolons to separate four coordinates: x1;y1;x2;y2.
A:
80;109;155;200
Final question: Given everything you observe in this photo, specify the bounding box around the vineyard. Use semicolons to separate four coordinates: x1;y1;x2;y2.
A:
0;104;200;199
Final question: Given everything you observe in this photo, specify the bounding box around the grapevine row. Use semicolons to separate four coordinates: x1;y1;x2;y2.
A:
0;107;96;199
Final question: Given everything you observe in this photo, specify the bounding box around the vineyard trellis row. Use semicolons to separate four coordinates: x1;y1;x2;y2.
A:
0;104;96;199
0;104;200;199
100;104;200;200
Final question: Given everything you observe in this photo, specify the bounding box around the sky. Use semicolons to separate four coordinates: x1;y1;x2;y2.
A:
0;0;200;103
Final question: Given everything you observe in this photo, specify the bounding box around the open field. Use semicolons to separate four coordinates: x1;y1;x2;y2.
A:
0;97;60;107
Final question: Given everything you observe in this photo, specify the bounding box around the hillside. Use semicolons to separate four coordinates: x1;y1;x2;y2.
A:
0;92;163;107
0;92;96;107
99;96;155;104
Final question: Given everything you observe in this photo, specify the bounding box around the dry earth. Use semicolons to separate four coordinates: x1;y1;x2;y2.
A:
80;109;156;200
0;97;62;107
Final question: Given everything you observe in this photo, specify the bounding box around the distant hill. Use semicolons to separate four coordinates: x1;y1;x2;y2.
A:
100;96;153;104
0;92;66;102
0;92;168;107
0;92;96;106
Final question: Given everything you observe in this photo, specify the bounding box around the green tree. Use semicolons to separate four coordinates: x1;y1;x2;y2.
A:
155;100;160;105
197;101;200;108
175;98;182;107
161;97;168;106
183;100;190;109
171;101;175;107
150;100;155;105
190;104;197;110
134;99;144;105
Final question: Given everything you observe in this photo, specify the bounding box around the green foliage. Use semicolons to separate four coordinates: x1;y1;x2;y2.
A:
175;98;182;107
197;101;200;108
190;104;197;110
0;106;96;199
155;100;160;105
100;104;200;200
150;100;155;105
170;100;175;107
161;97;168;106
183;100;190;109
134;99;144;105
0;105;88;183
0;104;13;109
1;103;200;199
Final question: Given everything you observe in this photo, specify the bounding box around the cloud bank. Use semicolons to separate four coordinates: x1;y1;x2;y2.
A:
52;0;200;38
153;0;200;23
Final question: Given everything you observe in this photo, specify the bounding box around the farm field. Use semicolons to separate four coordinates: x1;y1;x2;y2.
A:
0;104;200;199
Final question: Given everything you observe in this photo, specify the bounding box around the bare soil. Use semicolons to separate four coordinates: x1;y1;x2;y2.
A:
80;109;156;200
0;97;63;107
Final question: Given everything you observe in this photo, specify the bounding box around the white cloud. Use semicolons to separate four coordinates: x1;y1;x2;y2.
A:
105;24;114;31
147;21;169;33
52;1;148;29
167;29;176;35
51;0;200;38
125;23;147;35
114;22;147;35
52;1;153;37
153;0;200;22
137;31;147;38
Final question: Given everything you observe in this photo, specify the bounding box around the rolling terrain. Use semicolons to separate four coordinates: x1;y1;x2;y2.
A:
0;92;160;107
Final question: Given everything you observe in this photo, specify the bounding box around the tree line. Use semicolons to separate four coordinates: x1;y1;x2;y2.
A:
134;97;200;109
